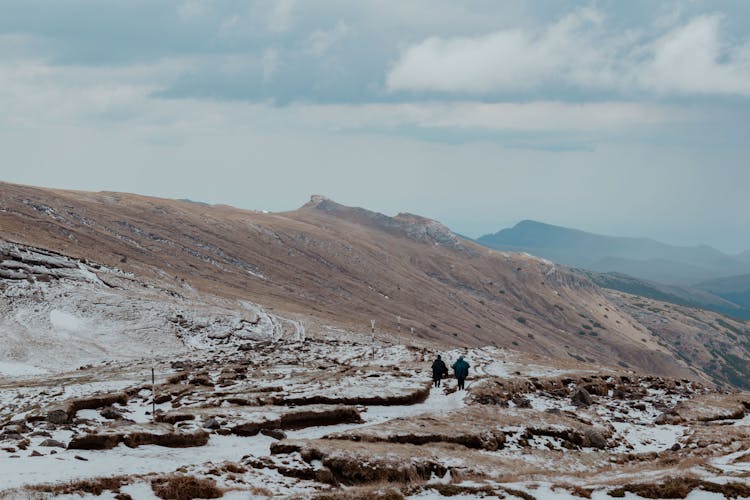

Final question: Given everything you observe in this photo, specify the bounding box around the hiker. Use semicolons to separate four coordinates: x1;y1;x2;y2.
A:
452;356;470;390
431;355;448;387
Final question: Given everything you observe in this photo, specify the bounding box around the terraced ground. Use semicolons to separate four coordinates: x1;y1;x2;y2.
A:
2;336;750;499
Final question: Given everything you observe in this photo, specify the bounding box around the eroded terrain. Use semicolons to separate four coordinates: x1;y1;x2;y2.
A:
2;336;750;499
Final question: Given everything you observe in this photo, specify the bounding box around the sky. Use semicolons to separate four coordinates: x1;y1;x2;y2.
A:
1;1;749;252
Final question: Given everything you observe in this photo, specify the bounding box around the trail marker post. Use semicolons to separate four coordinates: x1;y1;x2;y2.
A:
151;367;156;421
370;320;376;360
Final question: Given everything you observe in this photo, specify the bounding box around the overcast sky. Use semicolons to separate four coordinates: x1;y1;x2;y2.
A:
1;1;749;252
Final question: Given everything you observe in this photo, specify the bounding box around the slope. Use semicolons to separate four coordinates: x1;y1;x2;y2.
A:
0;181;745;386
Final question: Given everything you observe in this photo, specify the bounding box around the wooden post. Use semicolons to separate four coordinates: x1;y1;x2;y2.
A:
370;320;376;360
151;367;156;421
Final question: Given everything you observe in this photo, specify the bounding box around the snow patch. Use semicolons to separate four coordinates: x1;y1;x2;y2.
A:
50;309;82;332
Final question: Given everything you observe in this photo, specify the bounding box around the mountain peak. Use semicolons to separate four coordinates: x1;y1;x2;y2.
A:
299;196;471;253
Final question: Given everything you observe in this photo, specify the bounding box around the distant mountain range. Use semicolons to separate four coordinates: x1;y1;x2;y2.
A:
477;220;750;319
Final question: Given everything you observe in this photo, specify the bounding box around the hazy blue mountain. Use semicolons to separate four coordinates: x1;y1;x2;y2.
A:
736;250;750;265
477;220;750;285
583;271;750;320
697;274;750;310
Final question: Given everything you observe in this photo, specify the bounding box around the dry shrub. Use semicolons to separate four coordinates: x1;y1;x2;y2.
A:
426;483;497;496
313;486;404;500
222;462;247;474
69;428;208;450
28;476;128;495
608;478;750;499
499;486;536;500
124;429;208;448
566;485;593;498
151;475;223;500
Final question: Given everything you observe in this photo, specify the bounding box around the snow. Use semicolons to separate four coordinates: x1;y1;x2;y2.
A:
50;309;83;332
0;434;275;490
610;422;685;453
0;361;48;377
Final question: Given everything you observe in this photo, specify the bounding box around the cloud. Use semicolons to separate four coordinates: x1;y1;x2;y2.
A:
638;15;750;95
387;8;610;93
308;21;350;56
387;9;750;97
262;48;280;81
177;0;208;21
267;0;296;33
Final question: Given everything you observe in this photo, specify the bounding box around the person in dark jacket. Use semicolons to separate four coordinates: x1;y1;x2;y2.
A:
452;356;470;390
431;355;448;387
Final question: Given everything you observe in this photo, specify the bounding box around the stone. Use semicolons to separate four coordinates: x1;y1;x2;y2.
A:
203;418;221;430
584;429;607;449
571;388;593;407
260;428;287;440
39;439;66;448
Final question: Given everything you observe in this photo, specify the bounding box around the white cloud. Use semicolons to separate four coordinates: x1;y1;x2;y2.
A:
0;55;687;139
638;15;750;95
177;0;208;21
218;15;241;36
308;21;350;56
262;48;280;81
267;0;296;33
387;9;750;97
387;8;611;93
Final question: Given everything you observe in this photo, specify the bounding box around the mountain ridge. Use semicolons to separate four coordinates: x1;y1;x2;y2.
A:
2;181;750;389
478;219;750;285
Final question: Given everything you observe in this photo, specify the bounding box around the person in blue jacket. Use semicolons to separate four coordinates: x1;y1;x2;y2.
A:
452;356;470;390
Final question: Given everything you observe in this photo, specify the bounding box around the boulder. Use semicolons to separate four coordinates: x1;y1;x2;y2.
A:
571;388;593;407
39;439;66;448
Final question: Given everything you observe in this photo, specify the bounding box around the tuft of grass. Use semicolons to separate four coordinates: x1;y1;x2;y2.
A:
151;475;223;500
607;477;750;499
28;476;129;495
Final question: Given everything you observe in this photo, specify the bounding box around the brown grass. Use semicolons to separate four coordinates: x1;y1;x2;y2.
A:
607;477;750;499
28;476;129;495
313;486;405;500
68;427;208;450
272;383;431;407
150;475;223;500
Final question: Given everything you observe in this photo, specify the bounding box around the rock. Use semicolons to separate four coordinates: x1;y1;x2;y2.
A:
655;412;682;425
512;394;532;408
30;450;43;457
633;403;647;411
46;409;69;425
571;388;593;407
670;443;681;451
260;428;287;440
154;394;172;404
3;424;28;434
584;429;607;449
30;431;52;438
203;418;221;430
612;389;628;400
100;407;124;420
39;439;66;448
74;455;88;461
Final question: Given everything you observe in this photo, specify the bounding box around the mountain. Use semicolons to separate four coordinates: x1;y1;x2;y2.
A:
1;181;750;390
4;181;750;496
477;220;750;285
697;273;750;310
582;270;750;320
